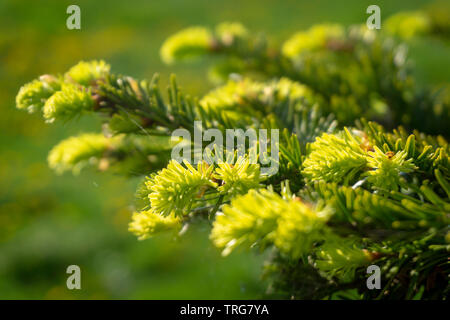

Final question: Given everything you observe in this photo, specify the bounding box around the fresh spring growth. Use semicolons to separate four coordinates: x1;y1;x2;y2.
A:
275;200;332;259
282;24;345;58
16;75;61;113
49;133;177;176
211;189;281;256
199;77;318;121
211;189;332;258
160;27;214;65
364;147;417;190
144;157;264;216
199;78;265;112
14;15;450;299
65;60;111;86
145;160;217;216
214;157;262;197
48;133;122;174
315;237;373;283
302;128;368;184
43;83;94;122
129;209;181;240
201;77;315;110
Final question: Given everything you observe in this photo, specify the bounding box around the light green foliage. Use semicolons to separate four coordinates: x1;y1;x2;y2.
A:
303;129;421;189
302;128;368;184
15;10;450;299
385;11;431;39
129;209;181;240
282;24;345;58
139;156;263;218
145;160;217;216
48;133;174;175
200;78;264;111
160;27;213;64
211;189;331;258
15;62;108;123
211;189;280;256
313;180;449;227
16;76;61;113
275;77;317;102
166;20;450;133
201;77;316;111
214;157;262;197
215;22;249;44
199;77;321;127
160;22;250;66
48;133;119;174
358;120;449;174
65;60;111;86
314;237;372;283
43;83;94;122
274;201;332;259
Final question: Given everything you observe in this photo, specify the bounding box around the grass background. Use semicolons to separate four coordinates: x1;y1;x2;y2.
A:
0;0;449;299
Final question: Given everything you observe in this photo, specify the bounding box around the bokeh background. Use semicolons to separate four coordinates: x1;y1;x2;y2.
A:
1;0;449;299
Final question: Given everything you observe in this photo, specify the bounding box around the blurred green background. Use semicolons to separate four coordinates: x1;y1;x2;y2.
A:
0;0;449;299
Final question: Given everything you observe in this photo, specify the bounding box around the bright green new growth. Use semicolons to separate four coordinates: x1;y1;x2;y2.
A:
282;24;345;58
385;11;431;39
302;128;368;184
215;22;248;44
211;189;281;256
145;160;217;216
364;147;416;190
48;133;120;174
314;237;372;283
200;78;264;111
273;199;332;260
160;22;250;66
15;61;108;122
160;27;214;64
48;133;173;175
302;129;418;189
142;157;264;217
211;189;331;258
200;77;317;112
129;209;181;240
15;10;450;300
65;60;111;86
214;157;262;197
16;76;61;113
